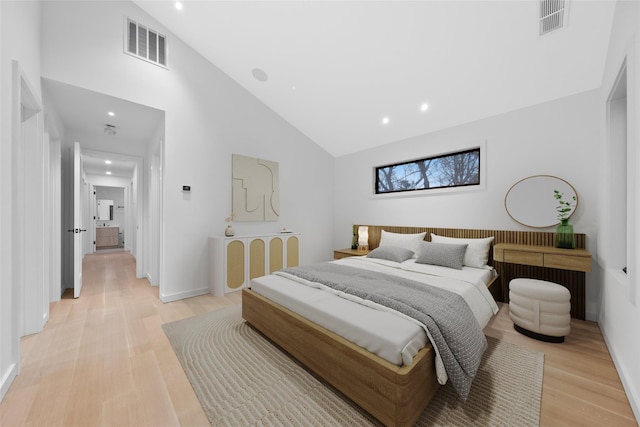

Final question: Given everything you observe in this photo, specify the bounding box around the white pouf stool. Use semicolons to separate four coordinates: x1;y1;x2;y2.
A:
509;278;571;343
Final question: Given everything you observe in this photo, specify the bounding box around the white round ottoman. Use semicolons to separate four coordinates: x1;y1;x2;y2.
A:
509;278;571;343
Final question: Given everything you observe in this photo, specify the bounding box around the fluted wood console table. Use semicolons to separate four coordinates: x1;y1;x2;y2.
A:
493;243;592;319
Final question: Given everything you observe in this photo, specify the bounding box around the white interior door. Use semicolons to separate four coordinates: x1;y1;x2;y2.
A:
73;142;84;298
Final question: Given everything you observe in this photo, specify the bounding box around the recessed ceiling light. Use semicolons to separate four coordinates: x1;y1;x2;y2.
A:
106;171;112;175
420;103;429;112
105;160;112;165
382;117;390;125
175;2;183;11
251;68;269;82
107;111;115;117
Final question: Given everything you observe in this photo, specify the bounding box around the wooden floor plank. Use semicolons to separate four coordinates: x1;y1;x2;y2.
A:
485;304;637;426
543;365;635;420
0;251;637;426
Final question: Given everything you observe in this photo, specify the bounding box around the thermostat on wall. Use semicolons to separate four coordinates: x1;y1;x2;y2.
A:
182;185;191;192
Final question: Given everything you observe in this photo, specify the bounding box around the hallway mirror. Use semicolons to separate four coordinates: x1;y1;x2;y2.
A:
97;199;114;221
505;175;578;228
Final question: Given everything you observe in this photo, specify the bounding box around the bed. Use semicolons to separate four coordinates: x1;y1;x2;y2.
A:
242;229;500;426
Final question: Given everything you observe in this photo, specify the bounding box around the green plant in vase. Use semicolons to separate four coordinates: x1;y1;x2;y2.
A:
553;190;576;249
351;225;358;249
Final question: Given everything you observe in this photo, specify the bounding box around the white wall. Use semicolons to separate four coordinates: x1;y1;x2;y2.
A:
48;139;62;301
42;85;64;302
144;123;164;286
86;174;131;188
0;0;43;401
40;1;335;302
597;0;640;420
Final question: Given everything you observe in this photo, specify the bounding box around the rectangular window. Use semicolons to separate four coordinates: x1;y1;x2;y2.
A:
125;18;168;68
375;148;480;195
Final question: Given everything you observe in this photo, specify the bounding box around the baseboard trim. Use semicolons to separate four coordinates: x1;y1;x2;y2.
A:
145;272;158;287
601;327;640;424
0;363;18;403
160;287;209;303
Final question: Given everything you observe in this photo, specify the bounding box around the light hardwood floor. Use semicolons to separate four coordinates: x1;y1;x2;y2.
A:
0;251;637;426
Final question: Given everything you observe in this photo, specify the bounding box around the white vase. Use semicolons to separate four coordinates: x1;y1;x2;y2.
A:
225;224;235;237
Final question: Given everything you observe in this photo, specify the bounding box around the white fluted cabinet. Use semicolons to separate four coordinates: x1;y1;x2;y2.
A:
208;233;300;296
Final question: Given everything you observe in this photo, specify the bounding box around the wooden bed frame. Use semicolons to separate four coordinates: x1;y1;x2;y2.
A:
240;226;546;425
242;289;439;426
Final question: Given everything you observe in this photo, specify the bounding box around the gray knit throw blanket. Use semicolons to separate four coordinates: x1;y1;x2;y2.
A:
277;263;487;400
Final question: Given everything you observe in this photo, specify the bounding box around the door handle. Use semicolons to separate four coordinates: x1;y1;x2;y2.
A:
67;229;75;233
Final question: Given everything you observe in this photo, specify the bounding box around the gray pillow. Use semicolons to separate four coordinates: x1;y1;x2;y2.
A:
415;241;468;270
366;246;415;263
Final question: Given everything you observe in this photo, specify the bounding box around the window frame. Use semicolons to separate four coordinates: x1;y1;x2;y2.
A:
372;144;485;198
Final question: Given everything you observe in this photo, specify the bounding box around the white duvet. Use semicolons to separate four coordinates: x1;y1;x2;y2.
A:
250;256;499;385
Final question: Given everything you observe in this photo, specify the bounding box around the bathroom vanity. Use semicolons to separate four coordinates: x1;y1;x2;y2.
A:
96;226;119;249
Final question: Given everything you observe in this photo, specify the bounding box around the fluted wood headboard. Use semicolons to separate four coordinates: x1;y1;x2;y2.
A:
356;225;588;319
357;225;586;262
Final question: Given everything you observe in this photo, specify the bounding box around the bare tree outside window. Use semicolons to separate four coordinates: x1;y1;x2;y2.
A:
375;148;480;194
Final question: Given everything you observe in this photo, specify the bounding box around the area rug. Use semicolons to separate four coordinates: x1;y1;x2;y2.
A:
163;305;544;426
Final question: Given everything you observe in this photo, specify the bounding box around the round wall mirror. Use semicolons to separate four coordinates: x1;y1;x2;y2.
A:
505;175;578;228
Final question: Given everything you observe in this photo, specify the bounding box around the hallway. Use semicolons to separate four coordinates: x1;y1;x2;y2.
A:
0;251;240;426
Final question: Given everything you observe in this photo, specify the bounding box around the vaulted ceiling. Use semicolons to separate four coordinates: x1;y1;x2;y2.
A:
134;0;616;157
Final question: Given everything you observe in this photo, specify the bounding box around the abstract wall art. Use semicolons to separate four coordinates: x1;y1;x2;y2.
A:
232;154;280;222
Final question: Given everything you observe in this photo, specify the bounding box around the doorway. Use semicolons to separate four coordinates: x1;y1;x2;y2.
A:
95;186;125;252
605;60;636;305
41;78;165;299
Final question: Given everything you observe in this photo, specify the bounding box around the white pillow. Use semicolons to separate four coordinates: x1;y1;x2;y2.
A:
430;234;494;268
380;230;426;256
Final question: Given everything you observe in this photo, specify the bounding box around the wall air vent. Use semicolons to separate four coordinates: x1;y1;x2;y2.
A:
125;18;167;68
539;0;569;36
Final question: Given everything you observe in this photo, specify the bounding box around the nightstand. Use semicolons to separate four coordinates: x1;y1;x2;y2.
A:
334;248;370;259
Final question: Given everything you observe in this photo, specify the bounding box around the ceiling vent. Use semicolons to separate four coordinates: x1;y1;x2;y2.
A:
539;0;569;36
125;18;167;68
